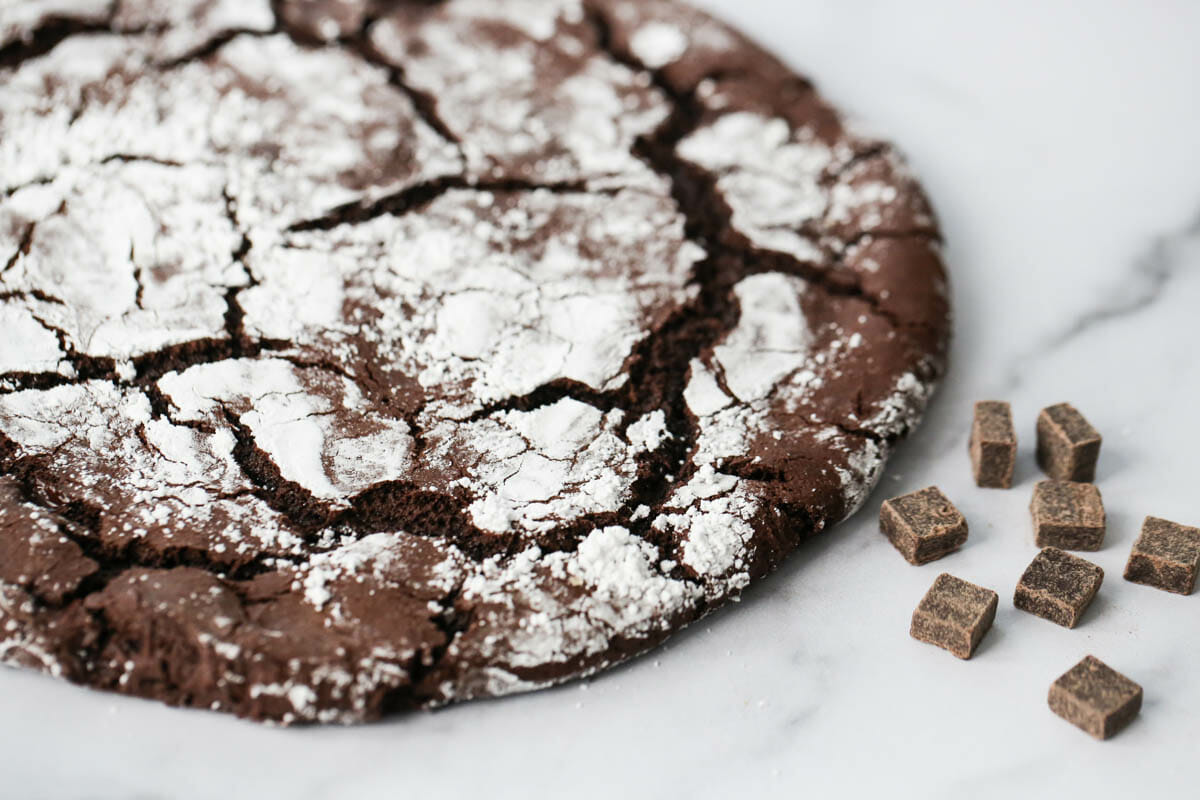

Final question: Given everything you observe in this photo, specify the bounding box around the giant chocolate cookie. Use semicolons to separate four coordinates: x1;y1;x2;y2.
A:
0;0;949;723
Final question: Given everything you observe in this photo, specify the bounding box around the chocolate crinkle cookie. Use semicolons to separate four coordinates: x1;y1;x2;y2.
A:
0;0;950;724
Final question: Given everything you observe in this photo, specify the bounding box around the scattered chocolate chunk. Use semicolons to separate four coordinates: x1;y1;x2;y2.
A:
969;401;1016;488
1048;655;1143;740
880;486;969;565
910;573;998;659
1037;403;1101;482
1030;480;1106;551
1123;516;1200;595
1014;547;1104;628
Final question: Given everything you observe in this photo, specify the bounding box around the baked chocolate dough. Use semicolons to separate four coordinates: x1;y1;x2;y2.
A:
0;0;950;723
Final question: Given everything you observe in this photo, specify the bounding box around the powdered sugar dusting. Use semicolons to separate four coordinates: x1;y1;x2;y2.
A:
368;0;664;184
457;526;697;674
715;273;813;402
630;22;688;69
831;431;889;517
627;410;670;453
449;398;640;534
160;359;415;501
860;371;937;440
0;0;109;48
678;112;833;262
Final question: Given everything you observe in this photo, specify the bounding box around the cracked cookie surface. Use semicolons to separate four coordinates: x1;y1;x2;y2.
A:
0;0;950;724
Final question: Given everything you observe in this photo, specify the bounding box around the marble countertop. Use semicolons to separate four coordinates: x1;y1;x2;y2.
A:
4;1;1199;797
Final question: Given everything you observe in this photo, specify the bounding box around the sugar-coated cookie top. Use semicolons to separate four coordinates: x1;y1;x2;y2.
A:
0;0;949;723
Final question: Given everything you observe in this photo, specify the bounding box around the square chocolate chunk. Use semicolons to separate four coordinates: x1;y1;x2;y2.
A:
1014;547;1104;628
880;487;968;565
1037;403;1101;482
1048;656;1142;740
1030;480;1106;551
1123;516;1200;595
969;401;1016;489
910;573;998;659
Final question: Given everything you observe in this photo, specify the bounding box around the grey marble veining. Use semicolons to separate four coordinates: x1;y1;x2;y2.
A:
1045;207;1200;349
995;205;1200;393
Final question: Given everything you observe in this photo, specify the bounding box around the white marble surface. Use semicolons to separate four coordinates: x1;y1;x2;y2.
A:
4;1;1200;797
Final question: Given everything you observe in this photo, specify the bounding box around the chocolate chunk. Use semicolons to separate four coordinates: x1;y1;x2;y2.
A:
1036;403;1101;482
910;573;998;659
880;486;968;565
1030;480;1106;551
1123;516;1200;595
969;401;1016;488
1048;656;1142;740
1014;547;1103;628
